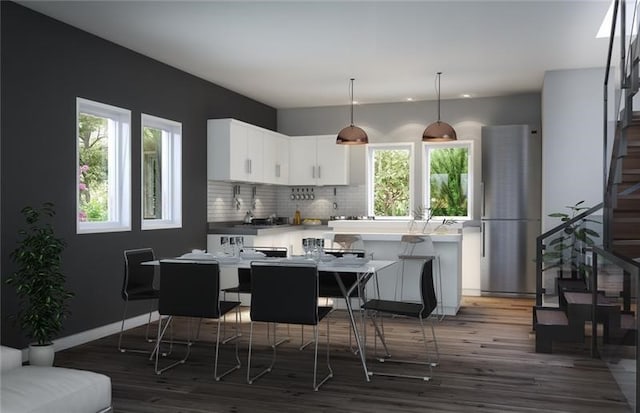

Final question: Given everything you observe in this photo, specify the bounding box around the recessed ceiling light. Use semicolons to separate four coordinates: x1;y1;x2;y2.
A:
406;97;414;102
462;93;472;98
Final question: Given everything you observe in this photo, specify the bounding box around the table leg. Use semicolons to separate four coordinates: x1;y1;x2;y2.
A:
334;271;371;382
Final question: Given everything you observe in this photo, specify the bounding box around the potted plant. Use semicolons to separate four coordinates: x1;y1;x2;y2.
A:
542;200;600;279
6;202;74;366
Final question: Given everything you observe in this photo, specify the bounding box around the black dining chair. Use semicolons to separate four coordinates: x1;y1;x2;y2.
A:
361;258;440;381
220;246;288;343
153;260;241;379
119;248;160;354
247;261;333;391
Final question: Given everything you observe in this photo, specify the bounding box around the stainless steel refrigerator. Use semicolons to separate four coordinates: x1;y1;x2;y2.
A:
480;125;541;295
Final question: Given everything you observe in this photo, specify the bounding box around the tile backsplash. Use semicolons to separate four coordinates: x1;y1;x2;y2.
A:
207;181;367;222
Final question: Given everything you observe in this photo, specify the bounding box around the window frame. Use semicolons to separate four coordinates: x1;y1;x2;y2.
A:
76;97;131;234
140;113;182;231
366;142;415;219
422;140;474;221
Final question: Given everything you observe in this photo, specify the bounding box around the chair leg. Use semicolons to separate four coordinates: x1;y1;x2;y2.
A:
118;300;157;354
247;322;277;384
367;314;435;382
312;317;333;391
154;316;193;375
222;291;242;344
214;313;241;381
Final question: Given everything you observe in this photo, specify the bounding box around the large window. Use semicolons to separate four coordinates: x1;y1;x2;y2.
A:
367;143;414;218
141;114;182;230
77;98;131;234
423;141;472;220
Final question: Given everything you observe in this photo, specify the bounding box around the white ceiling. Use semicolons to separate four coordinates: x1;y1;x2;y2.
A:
18;0;612;109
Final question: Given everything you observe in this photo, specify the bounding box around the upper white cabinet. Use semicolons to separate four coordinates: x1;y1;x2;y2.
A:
289;135;349;186
208;120;346;186
263;131;289;185
208;119;264;183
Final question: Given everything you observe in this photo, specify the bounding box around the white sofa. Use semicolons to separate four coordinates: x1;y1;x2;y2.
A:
0;345;112;413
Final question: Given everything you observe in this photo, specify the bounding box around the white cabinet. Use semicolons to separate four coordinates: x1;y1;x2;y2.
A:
208;119;264;183
289;135;349;186
263;131;289;185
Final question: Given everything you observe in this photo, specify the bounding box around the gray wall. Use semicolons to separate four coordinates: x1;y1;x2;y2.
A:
1;2;276;347
541;68;604;231
278;93;541;219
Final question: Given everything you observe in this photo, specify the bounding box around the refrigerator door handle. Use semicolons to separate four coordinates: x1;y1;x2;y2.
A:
482;222;486;258
480;182;485;217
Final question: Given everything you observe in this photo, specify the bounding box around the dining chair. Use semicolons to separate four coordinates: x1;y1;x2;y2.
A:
220;246;288;343
361;258;440;381
118;248;160;354
397;235;444;320
247;261;333;391
153;260;241;379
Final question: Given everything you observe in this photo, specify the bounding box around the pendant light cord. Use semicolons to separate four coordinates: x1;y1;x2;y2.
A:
435;72;442;122
350;78;355;126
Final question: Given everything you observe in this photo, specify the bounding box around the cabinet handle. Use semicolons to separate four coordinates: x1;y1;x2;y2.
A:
318;165;321;179
249;159;252;174
312;166;315;179
245;159;250;174
482;222;486;258
275;164;280;178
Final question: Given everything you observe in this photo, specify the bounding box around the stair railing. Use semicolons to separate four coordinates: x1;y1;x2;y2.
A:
535;202;604;307
590;245;639;412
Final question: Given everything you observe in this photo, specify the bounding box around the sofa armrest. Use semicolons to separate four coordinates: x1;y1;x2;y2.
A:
1;346;23;372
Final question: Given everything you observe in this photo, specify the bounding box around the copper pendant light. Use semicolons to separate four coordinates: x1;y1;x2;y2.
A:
337;78;368;145
423;72;457;142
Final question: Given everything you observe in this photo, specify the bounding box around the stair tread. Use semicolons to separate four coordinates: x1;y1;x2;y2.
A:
536;309;569;326
620;314;637;330
564;291;618;306
613;239;640;245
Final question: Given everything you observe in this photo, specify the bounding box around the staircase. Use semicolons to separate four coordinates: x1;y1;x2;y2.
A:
612;113;640;258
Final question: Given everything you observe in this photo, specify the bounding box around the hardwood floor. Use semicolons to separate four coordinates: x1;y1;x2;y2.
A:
55;297;632;412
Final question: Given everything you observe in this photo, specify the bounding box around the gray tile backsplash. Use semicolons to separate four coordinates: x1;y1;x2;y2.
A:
207;181;367;221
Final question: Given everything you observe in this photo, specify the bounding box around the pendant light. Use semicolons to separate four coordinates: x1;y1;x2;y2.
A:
423;72;457;142
336;78;368;145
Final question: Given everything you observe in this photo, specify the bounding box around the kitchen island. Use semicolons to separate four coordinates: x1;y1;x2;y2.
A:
207;220;464;314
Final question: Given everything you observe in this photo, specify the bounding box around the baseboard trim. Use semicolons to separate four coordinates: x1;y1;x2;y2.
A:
19;312;160;363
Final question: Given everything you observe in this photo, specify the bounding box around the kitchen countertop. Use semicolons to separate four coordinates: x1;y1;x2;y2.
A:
207;221;329;235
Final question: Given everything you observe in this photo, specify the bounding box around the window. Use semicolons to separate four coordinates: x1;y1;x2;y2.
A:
77;98;131;234
423;141;473;220
141;114;182;230
367;143;414;218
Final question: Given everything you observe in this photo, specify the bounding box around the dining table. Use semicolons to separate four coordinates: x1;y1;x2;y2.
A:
143;254;398;381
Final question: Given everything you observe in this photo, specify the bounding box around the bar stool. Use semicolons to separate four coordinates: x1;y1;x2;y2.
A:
396;235;444;320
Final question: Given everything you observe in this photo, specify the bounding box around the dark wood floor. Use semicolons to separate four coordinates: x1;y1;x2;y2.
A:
55;297;632;412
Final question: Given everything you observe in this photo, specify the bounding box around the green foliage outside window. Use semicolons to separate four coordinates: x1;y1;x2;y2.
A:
78;113;109;222
373;149;410;216
429;147;468;217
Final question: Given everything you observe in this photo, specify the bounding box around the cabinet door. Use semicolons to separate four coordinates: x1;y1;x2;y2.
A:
228;121;249;181
262;131;285;184
245;127;264;182
275;134;289;184
315;135;349;185
288;136;317;185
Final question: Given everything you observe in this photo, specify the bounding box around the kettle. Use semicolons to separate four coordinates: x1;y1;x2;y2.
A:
244;211;253;224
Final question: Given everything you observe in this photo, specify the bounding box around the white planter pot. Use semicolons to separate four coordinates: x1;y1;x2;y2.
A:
29;343;55;366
